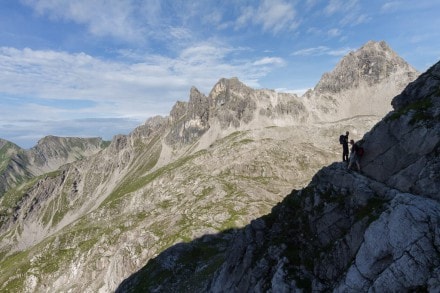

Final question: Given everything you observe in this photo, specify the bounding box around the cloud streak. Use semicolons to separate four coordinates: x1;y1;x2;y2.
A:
291;46;353;57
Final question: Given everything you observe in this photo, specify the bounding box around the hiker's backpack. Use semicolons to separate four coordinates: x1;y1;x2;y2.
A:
339;135;345;144
356;146;365;157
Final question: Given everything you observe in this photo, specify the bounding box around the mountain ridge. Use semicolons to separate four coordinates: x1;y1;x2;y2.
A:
0;41;425;292
117;60;440;292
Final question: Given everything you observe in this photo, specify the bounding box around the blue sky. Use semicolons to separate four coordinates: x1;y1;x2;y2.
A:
1;0;439;148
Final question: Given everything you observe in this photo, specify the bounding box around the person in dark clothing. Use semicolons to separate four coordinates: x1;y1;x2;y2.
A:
342;131;349;162
348;139;361;172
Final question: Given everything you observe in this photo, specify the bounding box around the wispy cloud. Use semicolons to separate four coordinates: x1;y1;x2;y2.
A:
21;0;146;42
327;28;341;37
292;46;353;57
236;0;299;34
323;0;368;26
305;0;320;11
380;1;401;13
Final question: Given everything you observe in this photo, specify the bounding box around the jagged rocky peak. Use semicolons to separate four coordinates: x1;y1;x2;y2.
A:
303;40;420;122
165;87;211;146
188;86;210;124
169;100;188;123
129;115;169;143
208;77;257;128
209;77;253;105
166;78;259;145
314;40;418;93
143;115;169;131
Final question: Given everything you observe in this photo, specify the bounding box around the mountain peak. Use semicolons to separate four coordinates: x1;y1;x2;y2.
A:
36;135;61;146
361;40;392;52
209;77;249;99
0;138;19;150
314;40;418;93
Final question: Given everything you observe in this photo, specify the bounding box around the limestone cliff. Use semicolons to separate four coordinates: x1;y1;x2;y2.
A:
117;61;440;292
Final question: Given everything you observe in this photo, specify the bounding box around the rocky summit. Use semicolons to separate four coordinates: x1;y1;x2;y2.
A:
0;41;426;292
117;62;440;292
304;40;419;122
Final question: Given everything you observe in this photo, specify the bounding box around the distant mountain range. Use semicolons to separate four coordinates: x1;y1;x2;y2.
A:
1;40;432;292
0;136;108;196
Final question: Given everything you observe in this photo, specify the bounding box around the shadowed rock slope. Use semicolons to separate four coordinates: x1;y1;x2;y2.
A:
117;61;440;292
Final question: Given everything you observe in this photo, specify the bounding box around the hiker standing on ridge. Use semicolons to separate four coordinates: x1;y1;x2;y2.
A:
340;131;349;162
348;139;361;172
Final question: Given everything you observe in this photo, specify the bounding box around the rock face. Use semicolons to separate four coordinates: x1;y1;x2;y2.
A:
117;61;440;292
362;62;440;200
0;41;423;292
0;136;108;197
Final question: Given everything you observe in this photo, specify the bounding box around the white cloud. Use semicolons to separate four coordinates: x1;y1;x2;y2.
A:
253;57;286;66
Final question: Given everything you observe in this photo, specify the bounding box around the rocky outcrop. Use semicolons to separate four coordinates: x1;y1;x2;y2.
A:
166;87;211;145
361;62;440;200
117;61;440;292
